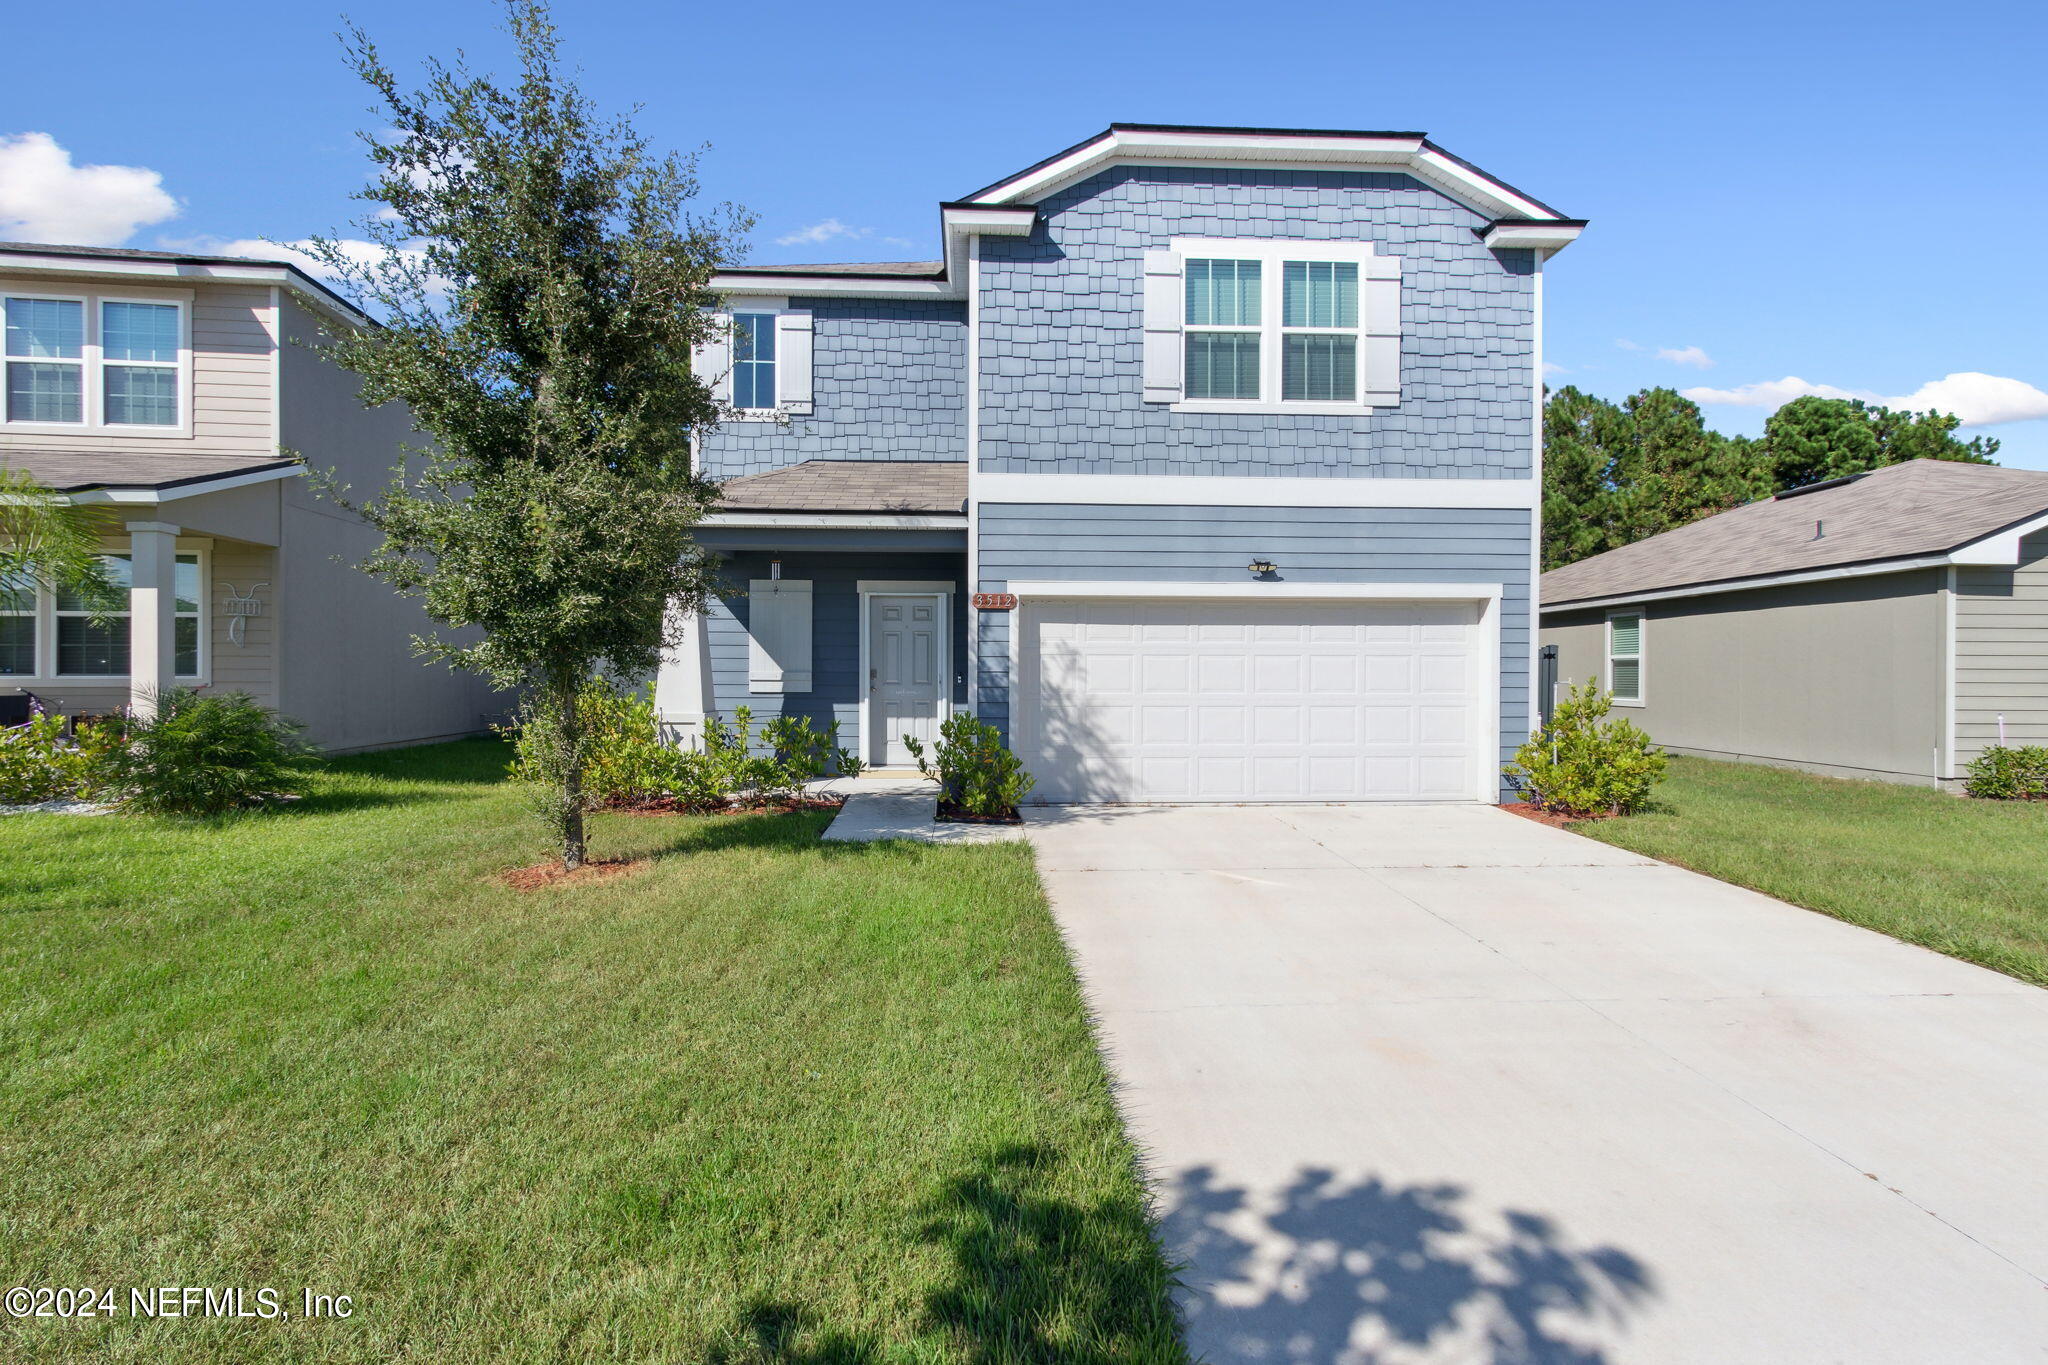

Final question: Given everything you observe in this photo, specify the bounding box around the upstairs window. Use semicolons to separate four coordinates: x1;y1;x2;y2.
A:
1607;612;1644;705
1183;259;1261;400
2;293;185;429
732;312;777;410
1281;261;1358;403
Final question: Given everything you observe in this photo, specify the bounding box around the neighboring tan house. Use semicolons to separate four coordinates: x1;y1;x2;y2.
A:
658;123;1585;802
1540;459;2048;787
1;242;495;751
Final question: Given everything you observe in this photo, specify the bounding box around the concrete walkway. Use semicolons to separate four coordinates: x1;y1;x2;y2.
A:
1023;803;2048;1364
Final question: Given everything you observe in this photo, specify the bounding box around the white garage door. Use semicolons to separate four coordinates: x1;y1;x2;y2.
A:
1018;597;1481;803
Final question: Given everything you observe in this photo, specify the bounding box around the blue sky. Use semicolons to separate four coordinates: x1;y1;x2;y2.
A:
5;0;2045;465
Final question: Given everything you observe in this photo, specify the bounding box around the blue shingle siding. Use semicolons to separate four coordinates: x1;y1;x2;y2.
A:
703;550;968;758
696;299;968;479
977;166;1535;479
973;503;1532;794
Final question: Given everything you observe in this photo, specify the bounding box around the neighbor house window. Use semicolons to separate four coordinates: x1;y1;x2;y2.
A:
54;553;201;677
101;301;181;425
3;293;185;429
732;312;776;410
1607;612;1643;704
5;296;86;423
0;573;34;676
1184;258;1262;400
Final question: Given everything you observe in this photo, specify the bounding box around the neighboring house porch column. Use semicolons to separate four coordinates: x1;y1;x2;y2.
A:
654;601;712;749
125;520;181;719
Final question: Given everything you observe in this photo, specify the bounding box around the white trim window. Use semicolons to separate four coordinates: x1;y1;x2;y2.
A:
1606;610;1644;705
1143;237;1400;415
732;312;777;411
54;552;202;679
693;297;813;419
2;292;188;431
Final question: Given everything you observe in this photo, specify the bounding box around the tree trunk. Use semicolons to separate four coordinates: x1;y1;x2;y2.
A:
558;675;587;871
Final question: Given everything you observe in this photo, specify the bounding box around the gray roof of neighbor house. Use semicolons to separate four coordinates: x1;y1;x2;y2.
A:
0;240;370;325
714;459;966;515
1;449;301;495
1542;459;2048;608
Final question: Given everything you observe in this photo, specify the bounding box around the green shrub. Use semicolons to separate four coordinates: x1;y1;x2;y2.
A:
0;712;92;804
1963;745;2048;800
903;713;1034;818
105;689;312;815
1505;679;1667;817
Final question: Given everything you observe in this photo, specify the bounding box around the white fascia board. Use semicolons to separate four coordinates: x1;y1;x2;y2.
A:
63;464;304;506
701;511;966;530
1007;579;1503;604
1949;508;2048;565
1482;223;1586;252
709;272;960;300
0;253;370;328
971;471;1537;510
1543;554;1957;614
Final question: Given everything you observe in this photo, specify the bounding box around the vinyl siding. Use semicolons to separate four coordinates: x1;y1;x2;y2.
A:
1542;569;1949;785
702;550;968;760
974;504;1531;790
0;277;278;460
1955;530;2048;768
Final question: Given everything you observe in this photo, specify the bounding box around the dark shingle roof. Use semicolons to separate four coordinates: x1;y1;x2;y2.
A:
725;261;943;278
715;460;966;515
0;449;299;494
1543;460;2048;607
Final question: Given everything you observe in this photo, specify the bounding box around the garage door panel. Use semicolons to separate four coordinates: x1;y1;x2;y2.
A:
1022;598;1480;803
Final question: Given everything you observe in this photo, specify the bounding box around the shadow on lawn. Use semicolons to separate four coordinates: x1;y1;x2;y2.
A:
705;1147;1654;1365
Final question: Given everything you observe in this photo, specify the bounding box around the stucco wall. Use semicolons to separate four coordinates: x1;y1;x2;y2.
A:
1955;529;2048;768
694;299;967;479
1542;570;1948;784
975;503;1531;789
977;166;1535;479
276;297;498;751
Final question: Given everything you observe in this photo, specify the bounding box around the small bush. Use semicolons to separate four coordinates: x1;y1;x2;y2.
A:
0;712;92;804
903;713;1034;819
104;689;312;815
1505;679;1667;818
1964;745;2048;800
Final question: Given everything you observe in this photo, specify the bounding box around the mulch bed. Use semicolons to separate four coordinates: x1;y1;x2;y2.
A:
501;857;642;891
935;800;1023;825
1498;801;1614;830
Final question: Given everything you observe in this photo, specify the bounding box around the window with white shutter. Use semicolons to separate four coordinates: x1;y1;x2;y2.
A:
697;299;812;419
1144;238;1400;415
1607;611;1644;705
748;578;813;694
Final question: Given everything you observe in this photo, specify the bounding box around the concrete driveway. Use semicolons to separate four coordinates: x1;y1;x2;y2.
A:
1023;804;2048;1364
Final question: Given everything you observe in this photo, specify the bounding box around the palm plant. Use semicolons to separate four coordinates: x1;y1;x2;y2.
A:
0;467;122;619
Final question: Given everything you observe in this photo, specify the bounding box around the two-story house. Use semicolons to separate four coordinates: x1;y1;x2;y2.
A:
661;123;1584;803
0;242;495;750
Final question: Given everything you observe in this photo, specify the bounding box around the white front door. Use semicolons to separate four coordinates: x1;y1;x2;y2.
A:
868;594;946;766
1017;597;1482;802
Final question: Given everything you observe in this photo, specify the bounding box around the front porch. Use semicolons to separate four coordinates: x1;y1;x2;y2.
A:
658;460;969;767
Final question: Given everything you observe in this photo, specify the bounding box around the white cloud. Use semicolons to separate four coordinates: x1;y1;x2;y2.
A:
1542;361;1569;377
1684;371;2048;428
1883;372;2048;427
0;132;178;246
1656;345;1713;369
1614;338;1641;352
774;217;918;251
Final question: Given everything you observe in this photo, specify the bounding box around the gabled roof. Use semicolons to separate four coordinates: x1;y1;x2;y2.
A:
714;459;966;515
713;122;1581;300
1542;460;2048;610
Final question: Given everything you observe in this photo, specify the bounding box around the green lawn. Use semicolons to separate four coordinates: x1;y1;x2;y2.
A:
0;739;1182;1364
1572;755;2048;985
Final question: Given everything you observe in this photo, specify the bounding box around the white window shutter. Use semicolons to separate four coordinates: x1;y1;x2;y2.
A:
695;314;733;403
775;309;813;414
747;579;813;694
1362;256;1402;407
1141;249;1183;403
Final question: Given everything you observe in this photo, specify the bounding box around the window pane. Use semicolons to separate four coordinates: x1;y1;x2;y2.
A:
1610;616;1641;656
733;360;776;410
1281;334;1357;402
175;555;200;615
1610;658;1641;699
1283;261;1358;328
105;365;179;425
1185;259;1261;326
4;297;84;358
1185;332;1261;400
58;617;129;676
733;313;775;363
175;616;199;676
56;555;131;614
102;302;179;362
0;615;33;675
6;361;82;423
